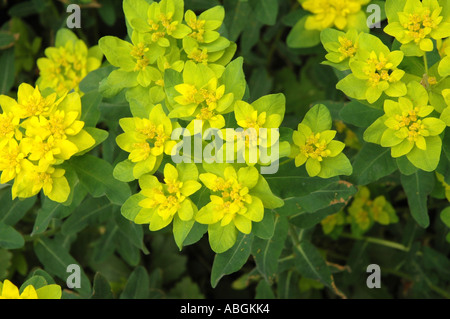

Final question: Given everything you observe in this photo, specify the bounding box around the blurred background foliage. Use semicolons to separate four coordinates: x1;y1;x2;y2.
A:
0;0;449;299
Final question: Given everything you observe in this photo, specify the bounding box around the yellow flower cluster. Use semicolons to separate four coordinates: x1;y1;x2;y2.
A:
0;83;95;203
37;29;103;96
0;280;61;299
302;0;370;31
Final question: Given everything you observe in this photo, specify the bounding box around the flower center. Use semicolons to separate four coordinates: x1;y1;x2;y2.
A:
402;9;442;43
0;113;16;138
188;48;208;63
188;18;206;42
365;52;396;87
393;108;427;142
301;132;331;161
338;36;357;59
131;43;150;71
213;177;251;216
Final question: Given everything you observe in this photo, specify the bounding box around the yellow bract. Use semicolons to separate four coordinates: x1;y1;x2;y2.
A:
338;35;358;59
37;36;102;96
301;132;332;162
0;83;95;203
0;280;38;299
116;104;177;179
302;0;369;31
0;280;62;299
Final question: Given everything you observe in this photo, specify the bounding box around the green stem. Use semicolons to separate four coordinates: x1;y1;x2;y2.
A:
340;232;411;253
23;228;60;242
423;53;429;75
279;158;294;167
384;267;450;299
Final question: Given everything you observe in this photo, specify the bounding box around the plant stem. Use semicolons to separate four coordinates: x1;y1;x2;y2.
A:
279;158;294;167
423;53;429;75
340;232;411;252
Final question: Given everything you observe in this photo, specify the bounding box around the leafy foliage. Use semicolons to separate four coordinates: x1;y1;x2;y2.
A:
0;0;449;300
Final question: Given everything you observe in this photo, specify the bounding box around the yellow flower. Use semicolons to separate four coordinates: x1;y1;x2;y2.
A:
384;0;450;55
116;104;177;179
12;164;70;203
302;0;370;31
0;83;95;203
37;29;102;96
196;165;264;234
14;83;58;119
0;139;30;184
321;211;346;234
0;106;21;150
134;163;201;231
0;280;62;299
0;280;38;299
436;172;450;201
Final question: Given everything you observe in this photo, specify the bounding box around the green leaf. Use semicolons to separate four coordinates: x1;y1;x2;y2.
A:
80;91;102;127
0;248;12;279
302;104;332;132
32;200;69;236
113;160;136;183
223;0;252;41
82;127;109;153
255;280;275;299
241;18;262;54
0;222;24;249
20;275;48;292
279;180;356;214
351;143;397;185
249;0;278;26
183;222;208;246
293;241;332;287
173;215;195;251
92;221;119;263
252;215;288;283
121;193;146;221
61;197;113;236
289;202;347;229
120;266;149;299
400;171;435;228
440;207;450;228
0;48;15;94
250;175;284;209
210;233;254;288
396;156;418;176
34;237;91;297
8;1;38;17
79;66;116;93
114;210;147;253
92;273;113;299
222;57;246;101
253;210;275;239
70;155;131;205
98;1;116;26
266;162;338;200
287;16;320;49
0;190;36;226
168;277;205;299
406;136;442;172
0;32;16;49
339;101;384;128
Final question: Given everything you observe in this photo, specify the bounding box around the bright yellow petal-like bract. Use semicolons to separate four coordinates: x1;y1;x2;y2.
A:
0;84;95;203
37;28;103;96
0;280;61;299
